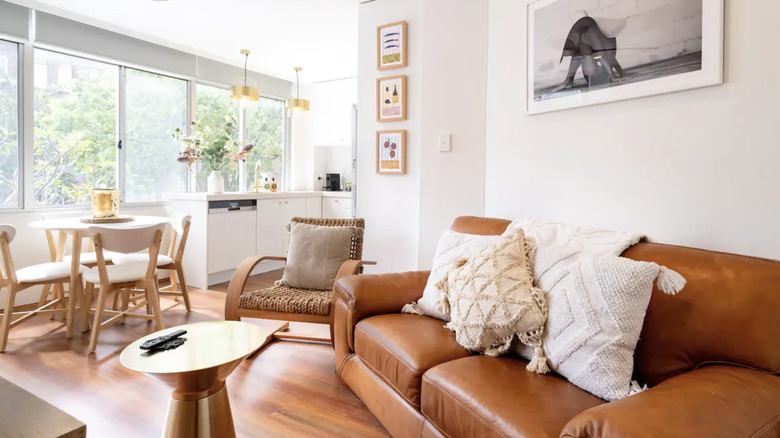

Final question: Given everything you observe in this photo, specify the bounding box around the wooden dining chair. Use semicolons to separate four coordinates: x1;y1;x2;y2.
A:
37;231;116;317
0;225;85;352
83;224;165;353
112;213;192;311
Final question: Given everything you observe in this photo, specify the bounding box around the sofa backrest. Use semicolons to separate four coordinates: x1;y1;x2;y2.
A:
623;242;780;385
450;216;780;387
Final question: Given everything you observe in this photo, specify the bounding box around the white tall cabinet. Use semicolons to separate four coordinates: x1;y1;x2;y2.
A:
169;192;323;289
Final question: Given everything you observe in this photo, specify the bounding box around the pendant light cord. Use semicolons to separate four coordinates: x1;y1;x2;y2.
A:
244;53;249;87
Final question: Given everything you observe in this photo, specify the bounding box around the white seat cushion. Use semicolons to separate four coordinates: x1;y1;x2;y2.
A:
16;262;86;283
83;262;153;284
111;253;173;267
63;251;121;265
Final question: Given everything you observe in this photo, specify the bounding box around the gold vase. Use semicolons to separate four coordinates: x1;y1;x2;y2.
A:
90;189;120;218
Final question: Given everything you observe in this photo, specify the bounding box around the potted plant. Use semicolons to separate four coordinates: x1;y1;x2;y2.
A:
172;117;251;194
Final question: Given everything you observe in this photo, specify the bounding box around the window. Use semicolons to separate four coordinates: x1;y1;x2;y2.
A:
125;69;187;202
244;97;285;191
0;40;19;207
34;49;117;206
195;83;239;192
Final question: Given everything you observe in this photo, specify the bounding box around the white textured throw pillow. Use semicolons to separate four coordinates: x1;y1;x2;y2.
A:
403;230;501;320
514;253;681;401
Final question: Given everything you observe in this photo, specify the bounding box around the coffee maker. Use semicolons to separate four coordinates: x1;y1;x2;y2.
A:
324;173;341;191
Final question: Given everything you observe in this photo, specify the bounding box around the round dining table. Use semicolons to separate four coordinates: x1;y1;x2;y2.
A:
28;215;170;334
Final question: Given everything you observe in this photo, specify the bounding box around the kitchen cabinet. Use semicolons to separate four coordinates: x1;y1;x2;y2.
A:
322;196;352;219
256;198;307;259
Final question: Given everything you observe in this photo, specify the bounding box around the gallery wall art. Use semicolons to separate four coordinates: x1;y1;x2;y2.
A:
376;130;406;175
527;0;724;114
376;75;407;122
377;21;408;70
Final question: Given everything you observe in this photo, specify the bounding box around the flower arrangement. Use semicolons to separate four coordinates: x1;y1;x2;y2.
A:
172;117;253;171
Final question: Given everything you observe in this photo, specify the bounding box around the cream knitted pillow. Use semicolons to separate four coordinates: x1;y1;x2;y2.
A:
437;227;550;374
403;230;502;321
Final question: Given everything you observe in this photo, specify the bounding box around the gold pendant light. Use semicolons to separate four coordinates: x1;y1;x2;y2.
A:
231;49;260;101
286;67;310;111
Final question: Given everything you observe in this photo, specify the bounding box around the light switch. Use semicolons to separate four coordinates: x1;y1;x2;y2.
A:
439;133;452;152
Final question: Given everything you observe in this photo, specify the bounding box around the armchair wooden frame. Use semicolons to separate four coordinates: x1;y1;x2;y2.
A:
224;217;375;343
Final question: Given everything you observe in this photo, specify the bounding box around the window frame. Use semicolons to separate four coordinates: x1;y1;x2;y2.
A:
0;37;23;210
1;38;289;211
193;81;288;194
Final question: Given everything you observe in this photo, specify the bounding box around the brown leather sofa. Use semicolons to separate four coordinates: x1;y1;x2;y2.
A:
332;217;780;437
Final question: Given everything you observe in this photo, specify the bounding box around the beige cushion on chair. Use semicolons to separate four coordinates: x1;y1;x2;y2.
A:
239;285;332;316
278;222;359;291
83;262;151;284
16;262;86;283
111;253;173;267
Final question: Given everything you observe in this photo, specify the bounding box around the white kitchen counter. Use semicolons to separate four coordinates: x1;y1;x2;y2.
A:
321;191;353;199
166;191;351;202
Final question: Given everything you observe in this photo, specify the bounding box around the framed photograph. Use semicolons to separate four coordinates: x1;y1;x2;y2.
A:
527;0;724;114
376;130;406;175
377;21;408;70
377;75;407;122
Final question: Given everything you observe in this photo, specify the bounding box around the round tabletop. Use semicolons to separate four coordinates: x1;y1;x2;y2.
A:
119;321;268;375
29;215;170;231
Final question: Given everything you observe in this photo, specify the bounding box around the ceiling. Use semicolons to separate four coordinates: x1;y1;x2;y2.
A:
10;0;359;82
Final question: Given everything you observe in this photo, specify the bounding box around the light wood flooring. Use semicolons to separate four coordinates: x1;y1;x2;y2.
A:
0;270;388;438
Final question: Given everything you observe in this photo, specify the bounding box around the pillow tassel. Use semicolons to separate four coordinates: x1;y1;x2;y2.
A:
401;302;425;315
527;345;550;375
656;266;686;295
438;292;451;315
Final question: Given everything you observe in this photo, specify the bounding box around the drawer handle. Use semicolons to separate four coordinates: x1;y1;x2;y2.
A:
285;201;288;204
334;200;339;203
278;201;282;205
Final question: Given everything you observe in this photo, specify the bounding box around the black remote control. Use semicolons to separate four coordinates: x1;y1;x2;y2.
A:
140;330;188;350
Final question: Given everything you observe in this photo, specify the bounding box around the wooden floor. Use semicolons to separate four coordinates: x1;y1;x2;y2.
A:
0;271;389;438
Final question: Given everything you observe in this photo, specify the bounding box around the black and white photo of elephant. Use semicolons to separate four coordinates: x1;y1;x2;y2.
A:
550;16;625;93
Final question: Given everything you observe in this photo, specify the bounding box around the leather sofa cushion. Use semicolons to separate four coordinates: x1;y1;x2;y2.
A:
422;356;605;438
354;314;470;408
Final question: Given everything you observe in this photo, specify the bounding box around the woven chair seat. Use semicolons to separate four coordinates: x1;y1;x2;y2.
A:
238;285;332;316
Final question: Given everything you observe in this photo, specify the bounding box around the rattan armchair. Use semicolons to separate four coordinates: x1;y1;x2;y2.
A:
224;217;374;342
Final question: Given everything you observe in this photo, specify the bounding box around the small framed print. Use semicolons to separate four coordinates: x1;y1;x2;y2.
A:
377;75;407;122
376;130;406;175
377;21;407;70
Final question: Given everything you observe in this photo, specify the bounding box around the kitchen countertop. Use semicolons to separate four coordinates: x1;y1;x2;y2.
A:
167;191;352;202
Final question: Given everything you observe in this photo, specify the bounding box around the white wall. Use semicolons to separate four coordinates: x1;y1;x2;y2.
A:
486;0;780;260
356;0;489;272
417;0;488;269
357;0;422;273
290;78;357;191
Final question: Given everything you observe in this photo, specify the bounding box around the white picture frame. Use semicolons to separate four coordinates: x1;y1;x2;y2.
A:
527;0;724;115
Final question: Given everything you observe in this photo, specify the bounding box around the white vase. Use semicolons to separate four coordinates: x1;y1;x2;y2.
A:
207;170;225;194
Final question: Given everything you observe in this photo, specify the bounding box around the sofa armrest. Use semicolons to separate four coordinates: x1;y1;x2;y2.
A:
561;366;780;438
333;270;430;354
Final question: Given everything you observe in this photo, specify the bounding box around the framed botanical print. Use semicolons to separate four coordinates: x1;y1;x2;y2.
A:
377;21;407;70
376;75;407;122
376;130;406;175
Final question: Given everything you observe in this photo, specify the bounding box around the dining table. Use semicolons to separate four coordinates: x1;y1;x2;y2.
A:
28;215;171;334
